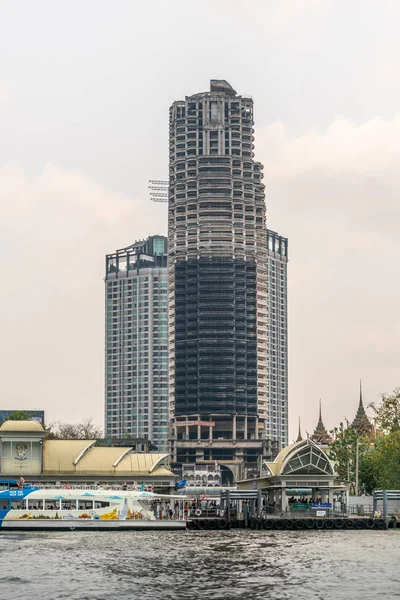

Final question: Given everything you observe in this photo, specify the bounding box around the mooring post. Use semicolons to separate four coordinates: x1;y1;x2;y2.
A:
226;489;230;520
383;490;388;518
257;488;262;518
244;502;248;528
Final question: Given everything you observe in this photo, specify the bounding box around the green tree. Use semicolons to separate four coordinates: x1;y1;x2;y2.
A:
328;423;369;494
370;387;400;433
1;410;33;424
369;431;400;490
358;452;378;495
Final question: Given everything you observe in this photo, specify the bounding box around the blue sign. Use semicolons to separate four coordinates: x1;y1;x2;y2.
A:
311;503;332;509
175;480;187;489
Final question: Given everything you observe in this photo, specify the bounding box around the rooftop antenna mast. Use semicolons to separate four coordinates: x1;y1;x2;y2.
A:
149;180;168;203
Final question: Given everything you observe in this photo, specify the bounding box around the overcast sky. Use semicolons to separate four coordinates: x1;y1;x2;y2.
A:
1;0;399;440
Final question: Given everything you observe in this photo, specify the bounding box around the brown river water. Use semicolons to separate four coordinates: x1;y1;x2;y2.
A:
0;529;399;600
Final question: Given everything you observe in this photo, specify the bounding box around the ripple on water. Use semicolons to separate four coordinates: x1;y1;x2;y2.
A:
0;529;399;600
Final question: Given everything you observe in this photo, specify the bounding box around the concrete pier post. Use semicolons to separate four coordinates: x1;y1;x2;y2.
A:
383;490;388;518
281;486;288;513
257;488;262;518
273;489;279;514
244;502;248;528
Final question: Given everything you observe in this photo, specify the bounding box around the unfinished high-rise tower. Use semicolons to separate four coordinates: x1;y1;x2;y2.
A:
168;80;269;481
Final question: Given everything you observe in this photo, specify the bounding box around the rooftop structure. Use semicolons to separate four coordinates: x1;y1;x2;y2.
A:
0;420;44;432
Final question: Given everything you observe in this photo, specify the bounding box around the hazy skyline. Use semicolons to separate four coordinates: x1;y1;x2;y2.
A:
1;0;399;439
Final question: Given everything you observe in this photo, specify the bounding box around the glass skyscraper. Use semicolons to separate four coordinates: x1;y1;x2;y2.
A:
104;235;169;450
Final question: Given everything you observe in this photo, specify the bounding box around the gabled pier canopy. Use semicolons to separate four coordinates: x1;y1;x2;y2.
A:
238;439;347;512
280;440;334;476
264;439;335;477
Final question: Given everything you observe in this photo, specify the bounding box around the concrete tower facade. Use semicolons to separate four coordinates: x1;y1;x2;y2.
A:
266;229;289;454
168;80;269;479
105;236;169;450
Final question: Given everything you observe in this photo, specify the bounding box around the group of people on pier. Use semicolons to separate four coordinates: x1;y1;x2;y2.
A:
151;498;219;520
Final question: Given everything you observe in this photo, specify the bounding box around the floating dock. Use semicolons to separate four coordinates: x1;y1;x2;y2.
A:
186;515;394;531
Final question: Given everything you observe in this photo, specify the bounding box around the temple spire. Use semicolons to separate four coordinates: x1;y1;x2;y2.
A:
296;417;303;442
311;399;329;443
351;379;373;433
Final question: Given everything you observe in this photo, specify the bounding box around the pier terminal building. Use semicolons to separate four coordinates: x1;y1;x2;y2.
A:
0;420;175;491
238;438;350;511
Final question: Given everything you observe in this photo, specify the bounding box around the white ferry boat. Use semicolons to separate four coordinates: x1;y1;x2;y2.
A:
0;480;187;531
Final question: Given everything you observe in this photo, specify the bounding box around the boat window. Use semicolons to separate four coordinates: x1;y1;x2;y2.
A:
12;500;24;510
28;500;43;510
0;501;9;510
78;500;94;510
61;500;77;511
94;501;109;508
45;499;59;510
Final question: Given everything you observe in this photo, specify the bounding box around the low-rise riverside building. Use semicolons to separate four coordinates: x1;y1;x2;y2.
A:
0;421;175;491
237;438;350;512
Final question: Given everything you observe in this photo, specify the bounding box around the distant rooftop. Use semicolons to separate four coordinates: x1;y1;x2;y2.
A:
210;80;237;96
186;79;240;100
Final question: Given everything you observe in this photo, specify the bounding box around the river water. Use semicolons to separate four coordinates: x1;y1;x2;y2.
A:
0;529;399;600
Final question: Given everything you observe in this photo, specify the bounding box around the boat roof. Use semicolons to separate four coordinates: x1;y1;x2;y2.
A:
0;487;185;500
